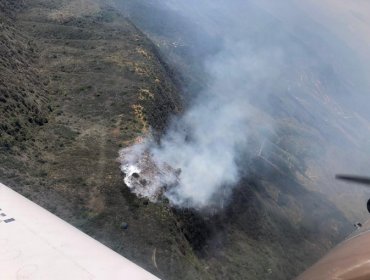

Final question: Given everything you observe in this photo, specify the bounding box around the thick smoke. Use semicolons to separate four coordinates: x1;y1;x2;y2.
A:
118;0;370;210
149;48;280;207
119;0;284;208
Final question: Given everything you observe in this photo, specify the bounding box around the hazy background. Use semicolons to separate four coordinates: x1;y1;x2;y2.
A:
117;0;370;214
113;0;370;278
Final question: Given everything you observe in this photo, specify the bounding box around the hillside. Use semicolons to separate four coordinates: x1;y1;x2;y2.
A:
0;1;210;279
0;0;48;149
3;1;370;280
111;1;370;279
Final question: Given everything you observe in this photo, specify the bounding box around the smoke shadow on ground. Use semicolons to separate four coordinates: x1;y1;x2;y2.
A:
171;154;350;277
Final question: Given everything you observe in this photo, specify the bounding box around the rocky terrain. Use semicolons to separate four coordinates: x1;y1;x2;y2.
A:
2;1;370;280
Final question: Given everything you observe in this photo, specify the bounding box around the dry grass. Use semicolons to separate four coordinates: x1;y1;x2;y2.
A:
49;0;101;23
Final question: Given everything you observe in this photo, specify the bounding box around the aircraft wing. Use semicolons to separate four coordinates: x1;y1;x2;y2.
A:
297;219;370;280
0;183;159;280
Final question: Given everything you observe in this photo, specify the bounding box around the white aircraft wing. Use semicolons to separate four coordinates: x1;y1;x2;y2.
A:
0;183;159;280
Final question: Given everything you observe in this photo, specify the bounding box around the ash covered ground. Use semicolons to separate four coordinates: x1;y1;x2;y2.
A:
119;137;180;203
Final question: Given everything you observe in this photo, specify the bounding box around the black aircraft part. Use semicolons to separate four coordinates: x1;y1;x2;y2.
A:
336;175;370;186
336;174;370;213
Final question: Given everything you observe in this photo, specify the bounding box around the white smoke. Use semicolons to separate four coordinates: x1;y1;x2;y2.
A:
118;0;370;209
148;46;280;208
119;138;180;202
118;0;282;208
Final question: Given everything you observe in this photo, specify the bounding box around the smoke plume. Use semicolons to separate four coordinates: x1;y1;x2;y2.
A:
118;0;370;210
118;1;285;209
